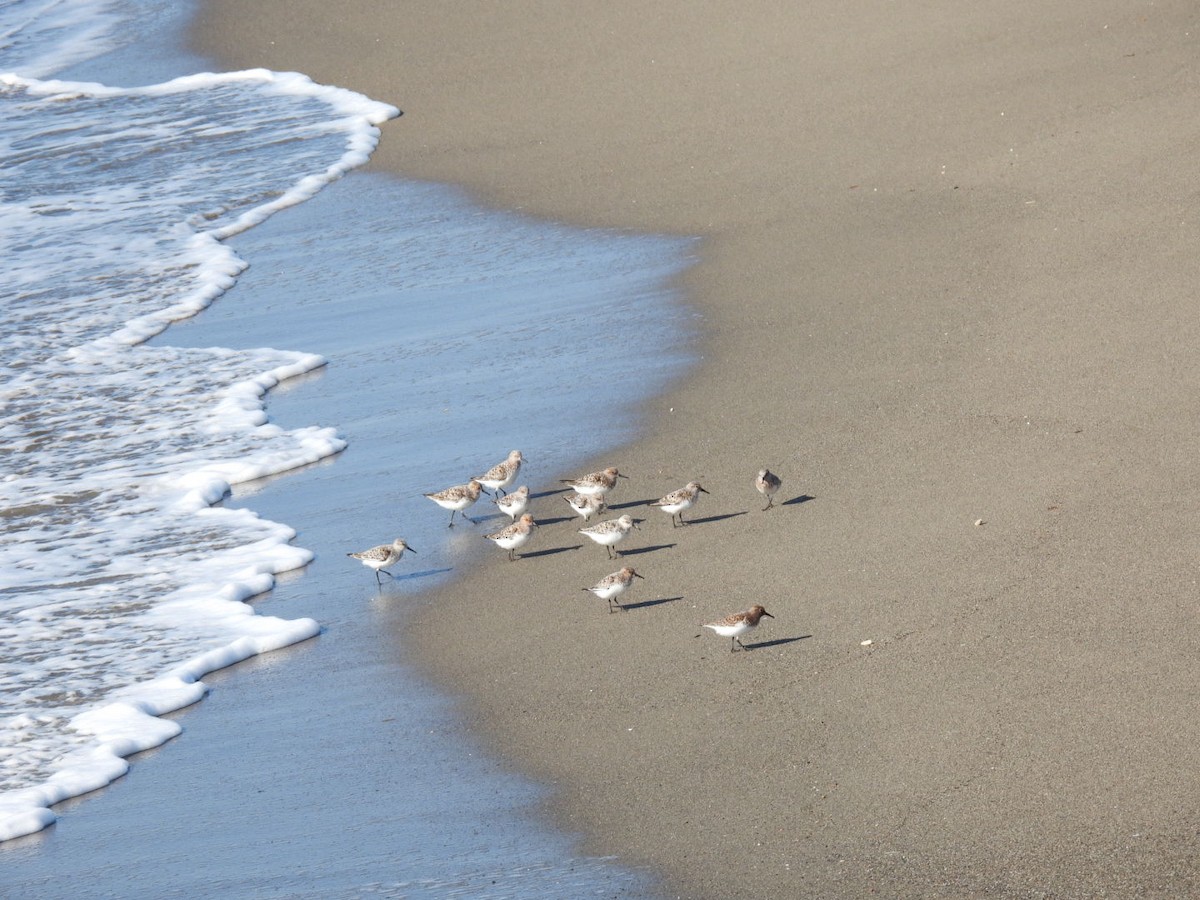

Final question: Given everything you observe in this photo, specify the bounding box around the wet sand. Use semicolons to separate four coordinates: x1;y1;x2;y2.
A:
195;2;1200;895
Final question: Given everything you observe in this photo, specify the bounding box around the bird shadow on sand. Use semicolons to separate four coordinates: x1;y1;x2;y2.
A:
617;543;676;557
742;634;812;651
517;545;582;560
477;512;518;525
609;497;659;510
618;595;683;612
677;511;748;527
533;515;578;527
371;567;454;591
531;487;570;500
387;567;454;582
781;494;816;507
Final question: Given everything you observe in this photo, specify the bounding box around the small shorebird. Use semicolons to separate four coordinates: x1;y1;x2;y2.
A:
756;468;782;511
424;478;486;527
484;513;537;561
649;480;709;527
580;514;639;559
493;484;530;520
347;538;415;584
583;566;644;613
703;605;774;652
563;491;607;523
474;450;524;496
560;466;626;497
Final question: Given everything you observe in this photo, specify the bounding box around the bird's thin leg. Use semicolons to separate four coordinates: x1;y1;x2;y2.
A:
448;510;457;528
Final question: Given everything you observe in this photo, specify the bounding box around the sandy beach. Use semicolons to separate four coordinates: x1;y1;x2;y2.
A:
194;2;1200;896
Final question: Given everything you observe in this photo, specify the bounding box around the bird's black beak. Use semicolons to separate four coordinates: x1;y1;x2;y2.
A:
634;572;645;579
699;486;710;494
763;611;774;618
408;547;417;554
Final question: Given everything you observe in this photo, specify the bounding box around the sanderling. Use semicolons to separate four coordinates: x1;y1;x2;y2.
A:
583;566;644;613
484;513;538;561
579;514;639;559
424;478;486;527
563;491;607;523
347;538;415;583
493;484;530;520
474;450;524;496
560;466;626;497
703;605;774;652
756;468;782;510
649;480;709;527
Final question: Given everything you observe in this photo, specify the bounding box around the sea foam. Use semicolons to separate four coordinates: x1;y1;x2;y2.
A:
0;63;397;840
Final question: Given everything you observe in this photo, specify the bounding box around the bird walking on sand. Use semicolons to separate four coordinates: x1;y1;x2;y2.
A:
347;538;415;584
580;514;639;559
650;480;709;527
561;466;626;497
703;605;774;652
756;468;782;511
493;484;530;520
474;450;524;496
484;513;538;561
583;566;644;613
424;478;486;527
563;491;607;523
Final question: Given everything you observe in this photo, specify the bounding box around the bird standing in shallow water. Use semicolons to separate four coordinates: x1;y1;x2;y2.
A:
756;468;782;510
347;538;415;584
484;513;538;561
493;484;530;520
424;479;486;527
703;604;774;652
650;480;709;527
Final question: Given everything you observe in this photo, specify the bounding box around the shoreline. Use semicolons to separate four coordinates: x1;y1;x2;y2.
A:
195;3;1200;896
4;168;668;897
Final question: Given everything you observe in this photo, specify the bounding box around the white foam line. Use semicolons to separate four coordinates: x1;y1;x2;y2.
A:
0;67;393;842
0;615;319;842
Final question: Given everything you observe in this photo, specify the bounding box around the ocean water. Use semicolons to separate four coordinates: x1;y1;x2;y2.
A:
0;0;694;894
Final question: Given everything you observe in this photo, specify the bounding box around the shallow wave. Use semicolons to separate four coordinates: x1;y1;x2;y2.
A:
0;68;396;840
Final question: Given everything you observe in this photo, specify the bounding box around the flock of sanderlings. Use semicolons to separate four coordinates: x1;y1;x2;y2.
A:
348;450;786;653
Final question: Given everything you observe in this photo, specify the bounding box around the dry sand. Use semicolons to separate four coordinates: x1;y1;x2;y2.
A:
196;2;1200;895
